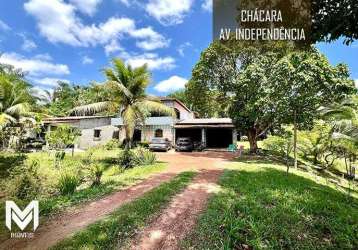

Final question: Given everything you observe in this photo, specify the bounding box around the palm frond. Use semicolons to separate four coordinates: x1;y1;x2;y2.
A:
5;103;30;116
69;101;113;116
135;100;175;117
0;113;16;127
107;80;133;100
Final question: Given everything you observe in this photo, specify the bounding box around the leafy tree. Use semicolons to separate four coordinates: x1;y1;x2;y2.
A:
272;49;356;168
71;58;174;148
0;66;35;129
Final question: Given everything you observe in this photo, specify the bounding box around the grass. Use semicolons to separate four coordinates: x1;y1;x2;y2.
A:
183;156;358;250
51;171;196;250
0;148;166;241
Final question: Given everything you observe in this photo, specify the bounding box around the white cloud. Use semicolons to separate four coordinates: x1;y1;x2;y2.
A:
355;79;358;88
104;39;123;55
0;52;70;77
82;56;94;64
202;0;212;12
33;53;52;61
130;27;170;50
0;19;10;31
32;77;69;87
69;0;102;16
177;42;192;56
21;38;37;51
24;0;169;52
154;75;187;93
145;0;193;26
126;53;175;71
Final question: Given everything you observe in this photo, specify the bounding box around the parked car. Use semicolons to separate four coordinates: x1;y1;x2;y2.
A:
175;137;194;152
149;138;171;152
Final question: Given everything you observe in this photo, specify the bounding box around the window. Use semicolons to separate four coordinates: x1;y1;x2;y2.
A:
155;129;163;138
174;108;180;119
94;129;101;139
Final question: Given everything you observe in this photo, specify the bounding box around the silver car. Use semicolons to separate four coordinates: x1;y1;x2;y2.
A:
149;138;171;152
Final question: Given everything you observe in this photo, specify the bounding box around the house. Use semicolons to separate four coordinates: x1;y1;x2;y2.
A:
43;98;237;149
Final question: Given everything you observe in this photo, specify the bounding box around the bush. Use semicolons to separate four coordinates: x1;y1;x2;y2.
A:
104;139;121;150
240;136;248;141
89;164;104;186
54;151;66;168
118;149;136;169
134;147;156;166
7;160;41;200
263;135;293;166
58;172;79;195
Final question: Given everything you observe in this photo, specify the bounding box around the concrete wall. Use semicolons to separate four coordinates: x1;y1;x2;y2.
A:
78;125;119;149
141;125;174;144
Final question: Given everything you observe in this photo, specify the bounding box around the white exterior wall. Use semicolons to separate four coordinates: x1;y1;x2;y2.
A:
78;125;119;149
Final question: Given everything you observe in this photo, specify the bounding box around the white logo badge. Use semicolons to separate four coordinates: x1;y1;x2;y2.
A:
6;201;39;231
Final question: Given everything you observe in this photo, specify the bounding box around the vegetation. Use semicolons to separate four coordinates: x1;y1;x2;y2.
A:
0;148;166;240
52;172;196;250
183;156;358;249
71;58;174;148
187;41;355;153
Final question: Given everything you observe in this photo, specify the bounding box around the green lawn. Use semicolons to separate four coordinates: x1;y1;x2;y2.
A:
183;156;358;250
52;171;196;250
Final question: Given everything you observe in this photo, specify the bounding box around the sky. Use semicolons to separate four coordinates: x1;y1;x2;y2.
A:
0;0;357;96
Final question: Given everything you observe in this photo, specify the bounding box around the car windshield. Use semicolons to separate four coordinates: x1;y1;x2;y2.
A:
151;138;165;143
178;138;191;143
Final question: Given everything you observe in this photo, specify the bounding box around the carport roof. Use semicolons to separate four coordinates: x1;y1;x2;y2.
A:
175;118;234;128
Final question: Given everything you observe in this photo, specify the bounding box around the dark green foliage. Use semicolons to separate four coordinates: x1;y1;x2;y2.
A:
184;167;358;249
51;172;196;250
118;148;136;169
6;160;41;200
58;173;80;195
0;153;26;178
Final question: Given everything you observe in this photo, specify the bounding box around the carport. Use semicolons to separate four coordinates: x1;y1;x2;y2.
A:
174;118;237;149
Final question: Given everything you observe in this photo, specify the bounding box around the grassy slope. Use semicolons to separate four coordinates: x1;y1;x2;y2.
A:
184;156;358;250
51;171;196;250
0;149;166;241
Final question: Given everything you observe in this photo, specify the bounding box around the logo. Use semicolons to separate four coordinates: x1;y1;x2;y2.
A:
6;201;39;231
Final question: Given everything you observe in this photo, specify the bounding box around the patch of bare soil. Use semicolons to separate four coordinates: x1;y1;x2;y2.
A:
0;172;176;250
129;169;223;250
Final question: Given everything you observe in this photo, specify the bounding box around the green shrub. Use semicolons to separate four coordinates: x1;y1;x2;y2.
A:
240;136;248;141
58;172;79;195
89;164;104;186
138;141;150;148
54;151;66;168
104;139;121;150
134;147;156;166
118;148;136;169
7;160;41;200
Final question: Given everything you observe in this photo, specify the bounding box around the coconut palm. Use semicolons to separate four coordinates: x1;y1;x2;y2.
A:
70;58;174;148
0;70;34;129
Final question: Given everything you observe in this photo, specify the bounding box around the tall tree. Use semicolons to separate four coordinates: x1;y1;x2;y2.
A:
0;65;35;129
71;58;174;148
272;49;356;168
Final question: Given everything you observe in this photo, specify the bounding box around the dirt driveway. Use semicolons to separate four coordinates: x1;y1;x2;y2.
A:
156;150;239;173
1;151;237;250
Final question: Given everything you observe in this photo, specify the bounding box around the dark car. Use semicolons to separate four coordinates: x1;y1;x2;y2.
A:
175;137;194;152
149;138;171;152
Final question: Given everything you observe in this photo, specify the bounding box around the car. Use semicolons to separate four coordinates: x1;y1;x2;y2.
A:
175;137;194;152
149;138;172;152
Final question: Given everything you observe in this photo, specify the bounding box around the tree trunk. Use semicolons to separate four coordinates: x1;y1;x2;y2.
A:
247;129;258;154
293;110;298;169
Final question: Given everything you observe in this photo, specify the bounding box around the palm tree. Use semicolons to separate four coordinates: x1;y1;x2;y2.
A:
70;58;174;148
0;70;34;129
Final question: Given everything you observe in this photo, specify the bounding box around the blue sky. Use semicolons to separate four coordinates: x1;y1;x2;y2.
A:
0;0;357;96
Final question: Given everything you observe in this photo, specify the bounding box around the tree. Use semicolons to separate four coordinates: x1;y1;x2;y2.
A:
0;67;35;129
71;58;174;148
272;49;356;168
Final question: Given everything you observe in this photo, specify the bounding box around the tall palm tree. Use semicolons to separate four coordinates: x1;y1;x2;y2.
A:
71;58;174;148
0;71;34;129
